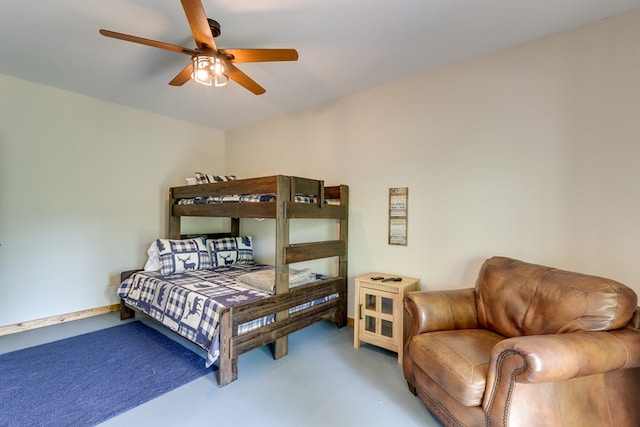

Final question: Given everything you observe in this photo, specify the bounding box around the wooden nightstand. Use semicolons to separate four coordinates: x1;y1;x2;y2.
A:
353;273;420;363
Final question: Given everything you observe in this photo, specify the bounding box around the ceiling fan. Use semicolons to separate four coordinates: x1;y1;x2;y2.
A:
99;0;298;95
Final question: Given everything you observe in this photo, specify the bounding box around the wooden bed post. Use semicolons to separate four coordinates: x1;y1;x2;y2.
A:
119;300;135;320
119;270;138;320
337;184;349;327
218;307;237;387
273;175;291;359
169;187;181;239
230;217;240;237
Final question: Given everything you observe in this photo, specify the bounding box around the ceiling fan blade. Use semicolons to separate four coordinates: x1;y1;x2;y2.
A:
180;0;217;51
99;29;197;55
169;64;193;86
219;49;298;63
226;63;266;95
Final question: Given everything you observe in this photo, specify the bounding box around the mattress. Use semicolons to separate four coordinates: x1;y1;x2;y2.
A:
117;264;336;367
177;194;318;205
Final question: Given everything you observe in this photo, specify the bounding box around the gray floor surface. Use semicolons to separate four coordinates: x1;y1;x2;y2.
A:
0;312;442;427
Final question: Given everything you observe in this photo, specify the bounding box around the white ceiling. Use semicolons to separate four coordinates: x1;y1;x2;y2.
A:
1;0;639;130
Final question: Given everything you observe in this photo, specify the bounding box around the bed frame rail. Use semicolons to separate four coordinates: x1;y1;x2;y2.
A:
230;277;345;326
232;303;339;357
170;176;347;222
217;277;346;386
285;240;346;263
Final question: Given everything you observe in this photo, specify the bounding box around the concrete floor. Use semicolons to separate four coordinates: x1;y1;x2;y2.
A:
0;312;442;427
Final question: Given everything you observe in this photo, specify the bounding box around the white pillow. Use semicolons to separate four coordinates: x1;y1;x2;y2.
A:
143;242;160;271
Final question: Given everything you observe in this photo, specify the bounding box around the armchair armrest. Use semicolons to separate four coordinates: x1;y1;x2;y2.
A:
402;288;480;394
484;328;640;427
403;288;479;336
488;328;640;385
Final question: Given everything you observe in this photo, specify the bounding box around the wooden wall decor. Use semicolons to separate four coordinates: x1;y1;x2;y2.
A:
388;187;408;246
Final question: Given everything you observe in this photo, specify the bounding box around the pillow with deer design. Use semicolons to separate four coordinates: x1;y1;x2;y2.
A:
155;237;212;274
208;236;255;267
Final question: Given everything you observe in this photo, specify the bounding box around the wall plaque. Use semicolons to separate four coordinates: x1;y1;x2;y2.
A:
388;187;408;246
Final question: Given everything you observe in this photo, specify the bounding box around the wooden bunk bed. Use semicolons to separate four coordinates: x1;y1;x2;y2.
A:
119;175;349;387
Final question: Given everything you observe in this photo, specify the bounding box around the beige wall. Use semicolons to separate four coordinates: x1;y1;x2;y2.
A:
226;10;640;317
3;9;639;326
0;75;225;326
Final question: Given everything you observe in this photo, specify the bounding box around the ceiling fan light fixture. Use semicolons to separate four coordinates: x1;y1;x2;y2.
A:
214;72;229;87
191;54;228;87
100;0;298;94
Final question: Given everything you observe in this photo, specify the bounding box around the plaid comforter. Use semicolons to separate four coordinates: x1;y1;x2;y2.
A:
177;194;318;205
117;265;334;368
117;265;273;367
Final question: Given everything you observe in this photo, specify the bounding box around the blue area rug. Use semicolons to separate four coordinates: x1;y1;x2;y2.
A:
0;321;213;426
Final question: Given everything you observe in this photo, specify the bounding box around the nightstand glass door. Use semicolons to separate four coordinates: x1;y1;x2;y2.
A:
359;287;395;344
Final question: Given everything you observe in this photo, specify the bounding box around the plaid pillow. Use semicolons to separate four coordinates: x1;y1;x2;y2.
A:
155;237;212;274
194;172;237;184
208;236;255;267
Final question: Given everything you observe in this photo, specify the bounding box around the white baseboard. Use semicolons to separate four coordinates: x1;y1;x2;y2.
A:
0;304;120;337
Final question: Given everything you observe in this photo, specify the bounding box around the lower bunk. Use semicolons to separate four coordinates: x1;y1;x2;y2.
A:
118;265;347;387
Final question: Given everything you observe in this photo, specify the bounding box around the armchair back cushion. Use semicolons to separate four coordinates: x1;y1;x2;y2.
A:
475;257;638;337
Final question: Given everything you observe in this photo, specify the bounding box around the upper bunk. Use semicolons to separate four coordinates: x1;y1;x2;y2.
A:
170;175;348;221
169;175;349;266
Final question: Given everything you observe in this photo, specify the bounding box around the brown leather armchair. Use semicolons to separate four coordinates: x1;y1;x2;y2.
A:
403;256;640;427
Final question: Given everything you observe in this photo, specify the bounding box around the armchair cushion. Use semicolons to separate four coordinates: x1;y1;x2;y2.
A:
411;329;504;407
476;257;638;337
